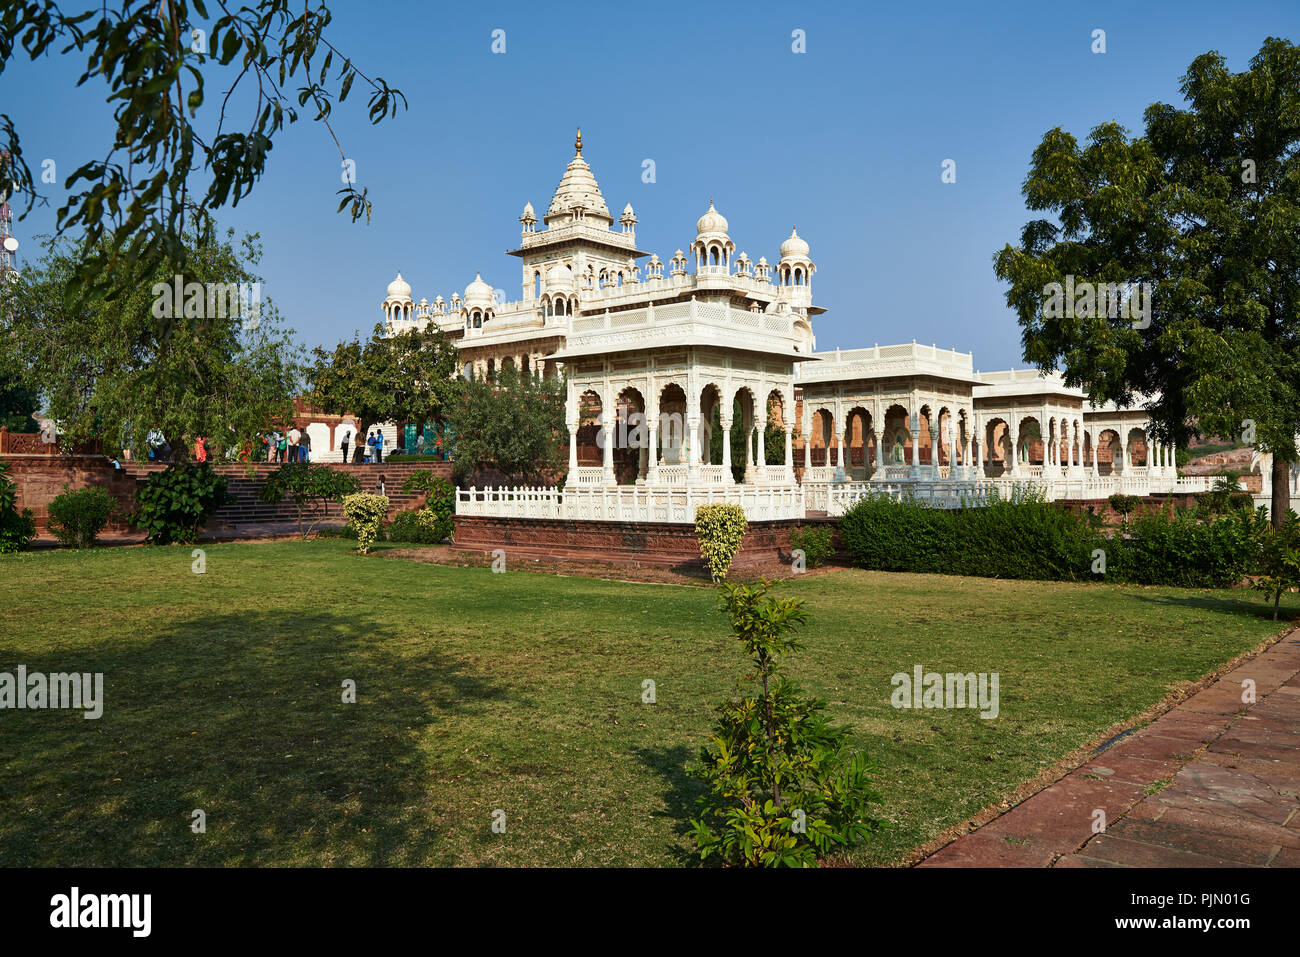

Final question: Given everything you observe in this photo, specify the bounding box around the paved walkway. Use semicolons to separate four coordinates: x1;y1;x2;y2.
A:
919;629;1300;867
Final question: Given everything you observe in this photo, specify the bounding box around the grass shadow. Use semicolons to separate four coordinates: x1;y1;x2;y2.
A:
630;744;708;866
1129;591;1296;620
0;607;508;867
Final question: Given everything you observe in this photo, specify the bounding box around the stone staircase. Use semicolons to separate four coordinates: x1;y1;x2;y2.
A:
122;461;452;530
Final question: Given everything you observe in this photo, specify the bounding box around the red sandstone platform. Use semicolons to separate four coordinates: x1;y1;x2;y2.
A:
451;514;832;569
919;628;1300;867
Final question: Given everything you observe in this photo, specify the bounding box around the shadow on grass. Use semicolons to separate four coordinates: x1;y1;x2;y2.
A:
630;744;707;866
1129;591;1294;620
0;608;508;867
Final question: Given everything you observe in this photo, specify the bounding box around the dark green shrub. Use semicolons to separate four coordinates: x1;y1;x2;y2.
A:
0;460;36;553
690;580;885;867
1108;493;1142;522
386;508;452;544
956;492;1099;580
838;490;1099;581
47;484;115;548
836;494;952;573
1194;473;1245;515
1228;491;1255;512
789;524;834;568
132;463;231;545
1111;506;1267;588
1252;510;1300;620
400;470;455;541
258;462;361;536
0;506;35;553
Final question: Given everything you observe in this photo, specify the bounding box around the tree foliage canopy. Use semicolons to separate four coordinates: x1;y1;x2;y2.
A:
994;38;1300;512
447;365;566;484
306;322;460;430
0;229;302;458
0;1;404;306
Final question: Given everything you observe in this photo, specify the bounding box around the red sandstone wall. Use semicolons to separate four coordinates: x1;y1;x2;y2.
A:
3;456;456;534
452;514;826;568
5;455;142;530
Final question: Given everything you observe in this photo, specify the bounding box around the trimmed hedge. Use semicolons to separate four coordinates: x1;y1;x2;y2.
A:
838;492;1268;588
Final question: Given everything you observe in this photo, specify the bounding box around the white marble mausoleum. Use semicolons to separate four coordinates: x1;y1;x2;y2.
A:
375;133;1210;522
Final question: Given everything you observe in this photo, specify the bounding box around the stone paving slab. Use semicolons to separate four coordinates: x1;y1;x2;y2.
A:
919;629;1300;868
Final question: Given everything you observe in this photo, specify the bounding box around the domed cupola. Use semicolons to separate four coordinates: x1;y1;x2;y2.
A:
462;272;495;331
780;226;810;260
541;261;577;321
777;226;815;293
695;198;729;239
691;198;734;273
383;270;414;327
386;271;412;301
464;272;494;306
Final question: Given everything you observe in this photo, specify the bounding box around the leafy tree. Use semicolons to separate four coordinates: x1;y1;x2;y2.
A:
257;461;360;537
994;38;1300;525
690;581;886;867
1108;492;1141;528
0;230;302;460
306;323;460;431
447;365;566;484
0;1;404;308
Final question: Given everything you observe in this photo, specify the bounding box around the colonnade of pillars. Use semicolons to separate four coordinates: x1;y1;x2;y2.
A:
798;409;1179;480
565;397;796;486
467;352;552;380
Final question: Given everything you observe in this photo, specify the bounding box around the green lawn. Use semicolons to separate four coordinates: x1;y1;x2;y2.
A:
0;539;1292;867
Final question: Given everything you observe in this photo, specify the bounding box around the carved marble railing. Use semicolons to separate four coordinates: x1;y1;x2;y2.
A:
457;484;806;523
655;465;687;486
698;465;729;485
817;471;1217;516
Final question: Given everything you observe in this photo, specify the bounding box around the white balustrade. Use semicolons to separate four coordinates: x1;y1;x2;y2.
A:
458;468;1215;525
456;483;805;523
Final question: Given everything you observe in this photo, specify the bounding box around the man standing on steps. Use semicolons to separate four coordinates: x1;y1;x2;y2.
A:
373;429;384;464
287;424;301;463
338;421;354;465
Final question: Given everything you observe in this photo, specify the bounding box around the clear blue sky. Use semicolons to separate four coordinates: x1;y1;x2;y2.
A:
5;0;1297;369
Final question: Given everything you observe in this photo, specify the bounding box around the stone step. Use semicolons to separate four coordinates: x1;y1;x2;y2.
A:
121;460;451;527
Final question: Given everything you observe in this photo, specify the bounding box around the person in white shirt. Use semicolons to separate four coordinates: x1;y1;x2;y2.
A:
338;423;355;463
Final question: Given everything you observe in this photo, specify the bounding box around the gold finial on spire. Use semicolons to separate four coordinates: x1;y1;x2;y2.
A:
575;128;582;154
709;196;713;207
